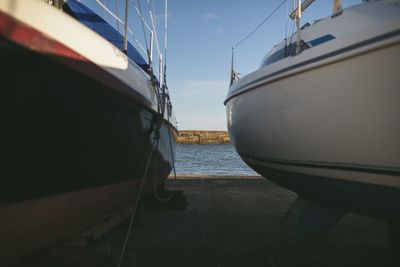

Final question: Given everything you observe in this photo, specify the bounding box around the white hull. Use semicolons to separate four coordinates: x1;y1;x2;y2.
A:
226;1;400;220
227;42;400;187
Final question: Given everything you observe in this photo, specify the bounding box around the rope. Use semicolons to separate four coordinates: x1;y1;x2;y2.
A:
152;0;174;198
233;0;287;48
117;132;160;267
113;0;174;263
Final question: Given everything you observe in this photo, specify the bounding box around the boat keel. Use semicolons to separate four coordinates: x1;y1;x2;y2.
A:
268;196;347;267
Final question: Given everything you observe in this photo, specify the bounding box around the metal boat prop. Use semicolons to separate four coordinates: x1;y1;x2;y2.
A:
0;0;176;262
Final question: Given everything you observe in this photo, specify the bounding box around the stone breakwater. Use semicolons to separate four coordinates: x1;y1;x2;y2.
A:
177;130;231;144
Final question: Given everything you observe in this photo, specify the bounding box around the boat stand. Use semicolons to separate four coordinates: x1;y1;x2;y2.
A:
268;196;347;267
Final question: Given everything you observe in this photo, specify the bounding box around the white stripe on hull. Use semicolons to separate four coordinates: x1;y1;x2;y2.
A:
0;0;165;115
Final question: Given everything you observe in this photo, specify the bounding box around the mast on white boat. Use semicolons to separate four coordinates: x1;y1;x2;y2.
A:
295;0;301;54
289;0;315;55
289;0;315;20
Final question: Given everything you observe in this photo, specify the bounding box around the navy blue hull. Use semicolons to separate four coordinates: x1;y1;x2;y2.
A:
0;37;176;204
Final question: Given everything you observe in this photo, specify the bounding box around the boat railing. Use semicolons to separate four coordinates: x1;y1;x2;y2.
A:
229;0;287;85
229;0;343;86
93;0;167;87
97;0;172;124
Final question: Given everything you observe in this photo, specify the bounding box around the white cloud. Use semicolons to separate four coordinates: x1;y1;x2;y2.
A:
202;13;219;20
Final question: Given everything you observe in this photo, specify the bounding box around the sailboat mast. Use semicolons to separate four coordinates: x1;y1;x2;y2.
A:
123;0;128;53
163;0;168;87
289;0;315;55
295;0;302;55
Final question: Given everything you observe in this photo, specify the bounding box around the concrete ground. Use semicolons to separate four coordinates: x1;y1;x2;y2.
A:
13;177;399;267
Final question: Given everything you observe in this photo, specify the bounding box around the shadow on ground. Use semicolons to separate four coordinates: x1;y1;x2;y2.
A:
12;177;400;267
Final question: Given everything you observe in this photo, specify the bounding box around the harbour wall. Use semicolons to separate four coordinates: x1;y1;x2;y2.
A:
177;130;231;144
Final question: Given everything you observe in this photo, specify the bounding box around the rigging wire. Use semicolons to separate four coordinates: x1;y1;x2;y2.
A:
233;0;287;48
115;0;120;32
147;0;162;59
135;0;151;62
123;0;129;52
230;0;286;84
117;133;160;267
163;0;168;78
153;1;165;83
130;0;175;202
94;0;148;55
96;0;124;24
131;0;162;76
92;0;175;264
133;4;153;33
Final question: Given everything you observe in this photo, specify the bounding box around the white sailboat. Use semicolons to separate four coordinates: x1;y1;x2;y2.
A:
226;1;400;264
226;0;400;222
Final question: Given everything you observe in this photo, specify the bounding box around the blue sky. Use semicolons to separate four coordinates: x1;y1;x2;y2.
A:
83;0;362;130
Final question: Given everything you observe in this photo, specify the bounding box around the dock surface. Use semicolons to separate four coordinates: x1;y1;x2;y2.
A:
12;177;399;266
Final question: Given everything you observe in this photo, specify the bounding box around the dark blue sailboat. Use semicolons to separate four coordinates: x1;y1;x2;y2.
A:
0;0;176;262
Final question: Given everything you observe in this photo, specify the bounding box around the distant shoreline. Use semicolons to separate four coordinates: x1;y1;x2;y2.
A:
167;175;261;180
177;130;231;144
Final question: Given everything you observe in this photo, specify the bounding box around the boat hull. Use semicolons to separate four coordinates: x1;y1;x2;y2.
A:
0;179;148;262
226;40;400;221
0;6;176;262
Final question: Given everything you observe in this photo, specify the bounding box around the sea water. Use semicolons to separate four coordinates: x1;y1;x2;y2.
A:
174;144;259;176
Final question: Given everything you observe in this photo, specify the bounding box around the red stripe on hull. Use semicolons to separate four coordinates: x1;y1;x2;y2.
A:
0;10;87;61
0;10;153;109
0;178;151;263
